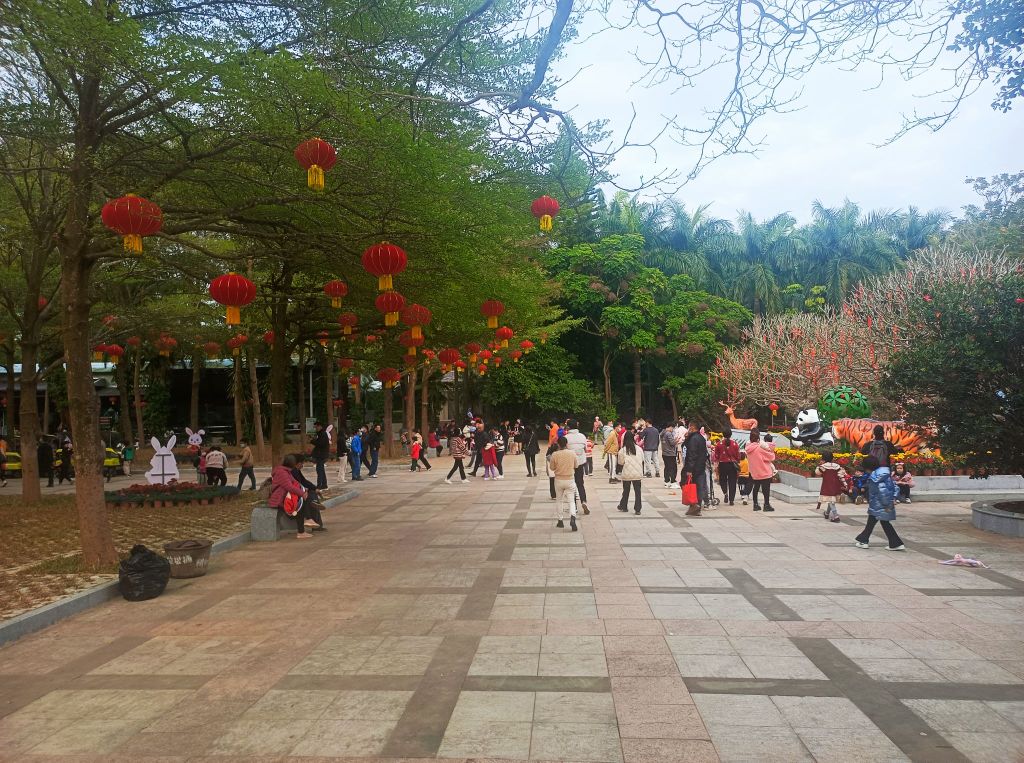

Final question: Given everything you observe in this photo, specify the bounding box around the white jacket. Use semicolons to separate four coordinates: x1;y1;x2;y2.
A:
564;429;588;467
617;449;645;481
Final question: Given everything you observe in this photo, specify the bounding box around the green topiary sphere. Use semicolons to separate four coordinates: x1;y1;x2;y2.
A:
817;385;871;421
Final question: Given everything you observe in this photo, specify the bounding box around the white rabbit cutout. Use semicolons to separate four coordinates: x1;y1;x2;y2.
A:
185;427;205;449
146;435;180;485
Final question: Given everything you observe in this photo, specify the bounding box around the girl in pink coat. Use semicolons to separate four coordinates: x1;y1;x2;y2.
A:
744;430;777;512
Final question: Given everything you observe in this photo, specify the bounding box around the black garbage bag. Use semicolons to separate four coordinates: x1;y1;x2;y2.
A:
118;544;171;601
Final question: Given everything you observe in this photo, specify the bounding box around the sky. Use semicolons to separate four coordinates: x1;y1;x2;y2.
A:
550;10;1024;223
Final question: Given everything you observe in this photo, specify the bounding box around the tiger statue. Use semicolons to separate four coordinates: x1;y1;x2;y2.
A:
831;419;929;453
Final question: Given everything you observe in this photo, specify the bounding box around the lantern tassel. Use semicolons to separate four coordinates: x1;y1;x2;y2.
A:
470;354;478;364
407;346;416;357
501;339;508;348
386;311;399;326
331;297;341;309
411;326;422;339
93;352;104;362
111;357;119;365
487;316;498;329
226;305;240;325
378;274;392;291
540;214;552;232
123;234;143;253
307;164;325;190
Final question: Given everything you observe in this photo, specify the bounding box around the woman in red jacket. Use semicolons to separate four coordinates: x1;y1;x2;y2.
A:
713;428;741;506
269;455;312;538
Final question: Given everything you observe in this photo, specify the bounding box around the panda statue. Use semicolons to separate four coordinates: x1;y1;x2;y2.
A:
790;408;835;447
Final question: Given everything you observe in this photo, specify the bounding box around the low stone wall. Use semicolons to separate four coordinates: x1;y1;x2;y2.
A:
972;502;1024;537
779;470;1024;493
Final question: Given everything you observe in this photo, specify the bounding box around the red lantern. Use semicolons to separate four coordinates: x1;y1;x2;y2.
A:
156;334;178;357
203;341;222;358
769;403;779;415
349;374;360;388
375;290;405;327
337;311;358;336
126;336;141;348
262;330;275;346
398;329;424;357
332;397;343;408
377;367;401;389
511;350;523;363
92;343;108;362
477;363;487;376
362;242;407;291
531;195;560;232
102;314;118;327
494;355;503;368
106;344;125;365
294;138;337;190
465;342;481;364
438;347;460;372
480;299;504;329
365;334;378;343
209;273;257;325
454;360;467;373
316;330;331;348
226;334;248;356
519;339;535;354
495;325;514;348
323;280;348;308
479;349;492;365
422;349;436;361
101;194;163;252
400;303;432;339
337;357;354;370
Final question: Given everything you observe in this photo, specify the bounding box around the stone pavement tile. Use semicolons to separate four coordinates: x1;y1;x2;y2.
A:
477;635;543;653
611;675;693;705
25;719;148;755
795;727;908;762
740;654;827;680
902;699;1019;732
728;637;803;657
621;737;720;763
487;619;549;635
665;636;735;655
772;696;879;729
597;604;656;619
828;638;914;659
0;717;74;754
468;652;540;676
114;727;230;758
718;619;783;635
618;703;708;739
925;659;1024;684
944;731;1024;763
437;719;533;759
449;691;535;723
604;619;665;635
778;621;851;638
209;719;315;755
0;635;118;675
538;651;609;677
953;639;1024;660
694;594;767;621
546;619;606;635
602;636;670;655
290;719;395;756
542;635;605;653
359;650;436;674
674;654;754;679
529;721;623;762
707;725;813;762
241;689;338;719
662;620;727;636
534;691;616;723
11;689;190;722
321;690;414;720
693;694;787;729
854;657;947;682
607;653;680;677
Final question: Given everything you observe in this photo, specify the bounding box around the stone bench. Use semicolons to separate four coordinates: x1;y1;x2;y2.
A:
250;488;361;542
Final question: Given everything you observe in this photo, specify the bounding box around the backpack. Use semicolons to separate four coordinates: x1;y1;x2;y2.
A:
867;439;889;466
283;492;302;517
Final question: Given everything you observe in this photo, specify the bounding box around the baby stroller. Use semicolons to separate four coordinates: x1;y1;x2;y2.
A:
706;462;721;508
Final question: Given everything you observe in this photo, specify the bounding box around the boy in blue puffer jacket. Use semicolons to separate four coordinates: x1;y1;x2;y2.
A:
854;455;905;551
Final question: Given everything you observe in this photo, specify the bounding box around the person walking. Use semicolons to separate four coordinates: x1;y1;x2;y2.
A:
550;436;579;531
413;430;432;471
335;429;349;483
815;451;850;522
854;455;905;550
481;440;499;480
713;428;740;505
57;438;74;485
269;454;313;539
604;422;621;482
236;439;257;490
349;427;364;481
681;422;710;513
310;421;330;490
122;440;135;476
641;421;660;478
38;438;55;488
364;423;381;475
469;421;489;477
616;436;644;514
660;423;679;488
744;429;776;512
564;420;590;514
445;427;469;483
521;424;540;476
491;426;505;479
205;445;228;486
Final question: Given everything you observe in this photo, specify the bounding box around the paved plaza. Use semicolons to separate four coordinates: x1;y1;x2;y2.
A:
1;463;1023;762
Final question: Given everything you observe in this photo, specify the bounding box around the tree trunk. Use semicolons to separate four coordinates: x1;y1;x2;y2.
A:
115;358;132;445
404;367;415;433
247;347;266;462
420;367;430;439
43;387;51;435
670;394;679;422
633;351;642;418
382;387;394;459
133;346;144;446
269;341;287;467
233;352;243;445
602;347;612;405
296;349;306;436
19;342;41;503
189;355;201;431
322;350;333;431
5;347;18;432
60;136;117;568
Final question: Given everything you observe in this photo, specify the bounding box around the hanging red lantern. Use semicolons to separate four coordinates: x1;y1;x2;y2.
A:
494;355;503;368
226;334;248;356
102;314;118;328
156;334;178;357
101;194;163;252
294;138;337;191
479;349;493;365
348;374;360;388
377;367;401;389
361;242;407;291
209;273;257;325
465;342;481;365
92;343;108;362
337;357;354;370
480;299;504;329
454;360;467;373
262;330;275;346
398;329;424;357
519;339;535;354
531;195;560;232
511;350;523;362
375;290;405;327
316;330;330;348
332;397;343;409
323;280;349;308
365;334;378;343
337;312;358;336
400;303;432;339
203;341;222;358
126;336;141;348
438;347;460;372
769;403;779;414
477;363;487;376
422;349;436;361
495;325;514;348
106;344;125;365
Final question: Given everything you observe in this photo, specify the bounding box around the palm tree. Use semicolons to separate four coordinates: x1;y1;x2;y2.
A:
890;206;951;257
601;191;666;244
723;212;801;314
644;202;734;294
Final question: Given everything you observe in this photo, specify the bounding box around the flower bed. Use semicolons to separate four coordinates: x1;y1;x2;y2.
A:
104;482;239;509
773;447;963;476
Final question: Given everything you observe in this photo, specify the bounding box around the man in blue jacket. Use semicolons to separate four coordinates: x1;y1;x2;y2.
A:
349;428;364;481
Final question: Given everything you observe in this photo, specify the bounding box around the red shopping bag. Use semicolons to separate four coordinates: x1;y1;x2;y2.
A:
681;474;698;506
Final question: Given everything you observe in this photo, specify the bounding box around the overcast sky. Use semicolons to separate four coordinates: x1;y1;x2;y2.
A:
551;14;1024;223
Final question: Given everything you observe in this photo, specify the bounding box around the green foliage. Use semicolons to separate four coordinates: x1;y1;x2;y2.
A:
479;344;602;420
142;380;171;436
882;275;1024;474
817;386;872;421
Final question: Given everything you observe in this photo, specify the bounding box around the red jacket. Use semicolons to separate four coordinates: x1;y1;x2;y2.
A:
482;444;498;466
714;439;740;464
268;465;304;509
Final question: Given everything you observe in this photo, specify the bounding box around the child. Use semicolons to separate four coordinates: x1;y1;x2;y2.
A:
854;455;905;551
585;437;595;475
737;451;751;505
815;452;850;522
410;438;422;472
893;463;914;503
481;441;498;480
850;469;869;504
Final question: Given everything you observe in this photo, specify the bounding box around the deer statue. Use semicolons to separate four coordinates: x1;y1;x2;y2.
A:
719;399;759;432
